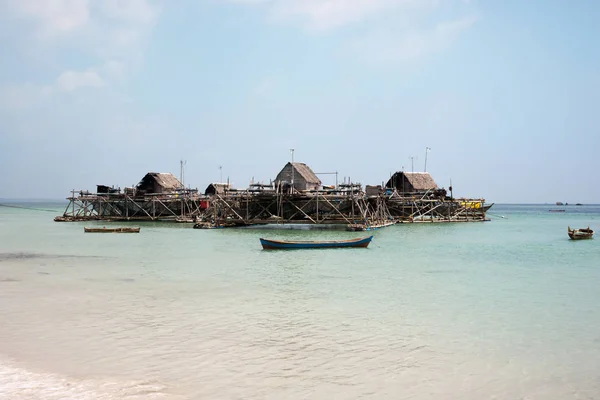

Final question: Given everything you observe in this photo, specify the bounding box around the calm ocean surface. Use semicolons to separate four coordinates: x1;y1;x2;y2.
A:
0;202;599;399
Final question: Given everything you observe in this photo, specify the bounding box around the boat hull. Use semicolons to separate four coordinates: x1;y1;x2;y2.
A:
260;236;373;250
84;227;140;233
346;221;395;231
568;227;594;240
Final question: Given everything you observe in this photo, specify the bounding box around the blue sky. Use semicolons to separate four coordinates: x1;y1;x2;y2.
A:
0;0;598;203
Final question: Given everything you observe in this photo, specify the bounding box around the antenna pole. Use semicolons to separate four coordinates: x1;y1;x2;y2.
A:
424;147;431;172
290;149;295;190
180;159;186;187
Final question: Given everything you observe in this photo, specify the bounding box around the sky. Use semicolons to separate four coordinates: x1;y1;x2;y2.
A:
0;0;598;203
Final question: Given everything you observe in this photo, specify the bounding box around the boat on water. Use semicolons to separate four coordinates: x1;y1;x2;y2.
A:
193;222;218;229
260;236;373;250
346;221;395;231
549;209;566;212
459;201;494;211
568;226;594;240
84;227;140;233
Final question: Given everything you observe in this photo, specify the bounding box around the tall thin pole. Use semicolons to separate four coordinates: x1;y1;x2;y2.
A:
410;157;414;173
290;149;295;191
401;165;404;192
424;147;431;172
180;159;186;187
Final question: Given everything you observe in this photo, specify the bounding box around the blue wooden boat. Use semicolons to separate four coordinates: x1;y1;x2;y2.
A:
259;236;373;250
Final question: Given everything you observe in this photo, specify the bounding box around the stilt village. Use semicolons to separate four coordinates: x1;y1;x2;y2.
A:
55;160;492;231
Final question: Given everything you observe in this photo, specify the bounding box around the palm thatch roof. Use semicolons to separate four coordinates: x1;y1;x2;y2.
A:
136;172;183;193
405;172;438;190
204;183;230;195
386;172;438;192
279;162;321;184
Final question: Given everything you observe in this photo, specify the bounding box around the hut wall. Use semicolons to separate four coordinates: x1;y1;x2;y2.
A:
385;174;413;192
366;185;383;196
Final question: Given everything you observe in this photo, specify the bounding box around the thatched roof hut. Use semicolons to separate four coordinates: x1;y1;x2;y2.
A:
385;172;438;193
136;172;183;194
275;162;321;192
204;183;231;196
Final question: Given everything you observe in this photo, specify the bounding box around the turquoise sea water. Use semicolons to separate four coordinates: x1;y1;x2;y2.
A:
0;203;599;399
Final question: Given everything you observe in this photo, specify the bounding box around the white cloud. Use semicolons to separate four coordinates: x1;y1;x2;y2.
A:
276;0;428;31
0;60;129;109
1;0;159;109
8;0;91;36
55;69;104;92
5;0;159;36
100;0;158;24
4;0;159;61
231;0;477;63
231;0;437;31
355;15;478;64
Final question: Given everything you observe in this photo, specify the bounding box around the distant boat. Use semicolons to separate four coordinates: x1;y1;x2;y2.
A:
568;226;594;240
556;202;564;206
193;222;217;229
347;221;395;231
459;201;494;212
549;209;566;212
260;236;373;250
84;227;140;233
